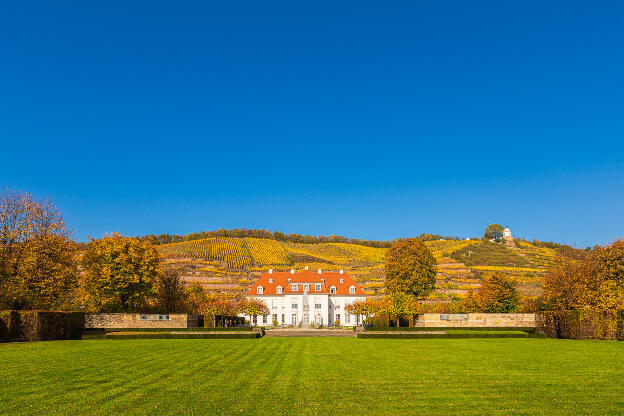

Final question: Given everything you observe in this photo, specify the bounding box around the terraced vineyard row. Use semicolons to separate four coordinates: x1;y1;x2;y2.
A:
245;238;291;265
158;237;252;269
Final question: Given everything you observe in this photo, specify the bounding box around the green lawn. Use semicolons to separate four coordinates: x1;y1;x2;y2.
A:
1;338;623;415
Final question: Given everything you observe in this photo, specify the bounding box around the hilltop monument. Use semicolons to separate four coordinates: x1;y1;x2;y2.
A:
503;227;515;246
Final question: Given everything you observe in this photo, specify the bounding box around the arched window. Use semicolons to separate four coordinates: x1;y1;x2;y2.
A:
330;286;336;294
349;286;355;294
257;286;264;294
276;286;283;294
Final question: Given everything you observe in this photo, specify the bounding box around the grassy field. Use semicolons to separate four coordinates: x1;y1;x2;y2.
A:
1;338;623;415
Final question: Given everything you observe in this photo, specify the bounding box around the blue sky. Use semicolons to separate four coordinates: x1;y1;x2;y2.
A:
1;1;623;247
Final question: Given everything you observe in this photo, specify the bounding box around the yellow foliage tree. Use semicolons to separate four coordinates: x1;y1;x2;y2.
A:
80;233;161;312
0;189;77;309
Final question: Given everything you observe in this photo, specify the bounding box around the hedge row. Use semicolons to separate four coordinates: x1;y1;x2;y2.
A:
365;326;535;333
357;333;529;339
83;333;259;340
103;327;253;332
536;310;624;340
0;311;85;342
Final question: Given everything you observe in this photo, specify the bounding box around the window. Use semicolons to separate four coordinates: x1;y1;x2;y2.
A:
272;314;277;324
335;304;340;309
271;299;278;308
336;314;340;323
291;314;297;324
140;314;169;321
292;303;298;309
330;286;336;294
346;313;350;323
349;286;356;294
315;284;321;291
315;303;321;309
281;314;285;323
276;286;282;294
340;279;344;283
303;284;309;292
257;286;264;294
292;284;298;291
269;278;273;283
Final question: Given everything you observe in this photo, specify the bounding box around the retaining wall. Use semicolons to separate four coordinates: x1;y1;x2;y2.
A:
85;313;198;329
413;313;535;328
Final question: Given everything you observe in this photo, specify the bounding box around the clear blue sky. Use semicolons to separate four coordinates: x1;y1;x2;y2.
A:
1;1;623;247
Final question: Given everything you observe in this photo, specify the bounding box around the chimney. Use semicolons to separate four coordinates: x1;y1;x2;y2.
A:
339;269;344;275
269;269;273;274
290;269;295;274
304;266;309;270
317;269;322;274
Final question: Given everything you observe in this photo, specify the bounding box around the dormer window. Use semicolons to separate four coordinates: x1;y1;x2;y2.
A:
292;284;298;291
330;286;336;294
269;278;273;283
277;286;282;294
303;284;309;292
315;284;321;291
349;286;355;294
340;279;344;284
257;286;264;295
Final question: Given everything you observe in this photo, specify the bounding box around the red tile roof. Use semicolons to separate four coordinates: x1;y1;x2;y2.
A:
247;270;366;296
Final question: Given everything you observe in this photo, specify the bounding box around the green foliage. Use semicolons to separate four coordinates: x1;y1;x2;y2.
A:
450;241;529;267
483;224;504;240
385;238;437;299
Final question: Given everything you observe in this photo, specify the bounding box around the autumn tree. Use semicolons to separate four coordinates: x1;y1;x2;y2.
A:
483;224;504;241
184;282;208;314
200;294;237;327
385;238;437;299
80;233;161;312
238;297;269;325
0;189;77;310
543;241;624;312
155;268;187;313
475;273;519;313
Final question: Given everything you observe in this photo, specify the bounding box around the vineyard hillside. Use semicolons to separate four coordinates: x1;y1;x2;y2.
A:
158;237;560;302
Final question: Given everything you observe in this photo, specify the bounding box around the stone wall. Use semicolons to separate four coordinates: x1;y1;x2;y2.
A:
85;313;199;329
413;313;535;328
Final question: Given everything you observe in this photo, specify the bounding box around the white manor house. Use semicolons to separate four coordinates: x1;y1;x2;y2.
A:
242;268;367;326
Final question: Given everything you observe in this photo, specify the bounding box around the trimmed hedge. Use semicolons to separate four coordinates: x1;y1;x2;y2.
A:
0;311;85;342
104;327;253;332
617;310;624;341
365;326;535;333
83;333;259;340
536;310;619;340
357;333;529;339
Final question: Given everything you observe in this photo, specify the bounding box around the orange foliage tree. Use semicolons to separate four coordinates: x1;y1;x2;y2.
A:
385;238;437;299
237;297;269;325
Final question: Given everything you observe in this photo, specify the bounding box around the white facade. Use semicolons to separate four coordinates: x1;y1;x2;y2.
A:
244;293;366;326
